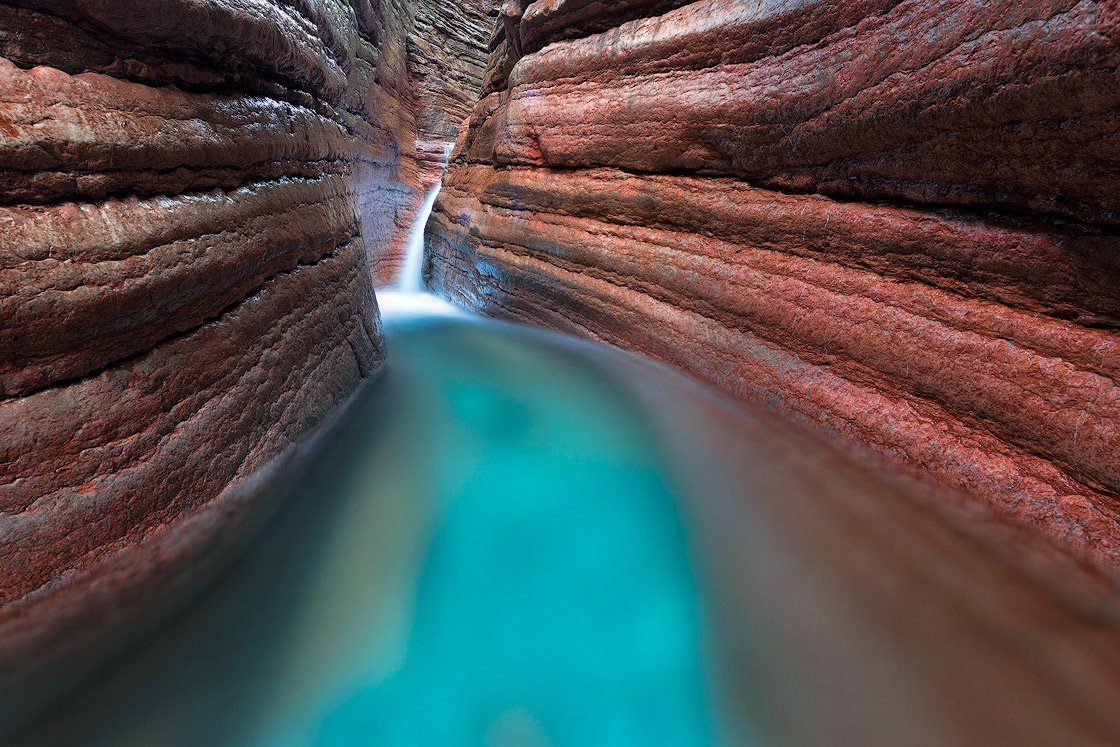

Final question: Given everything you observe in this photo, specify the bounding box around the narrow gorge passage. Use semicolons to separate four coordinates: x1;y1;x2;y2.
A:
10;277;1120;743
6;306;719;745
3;0;1120;744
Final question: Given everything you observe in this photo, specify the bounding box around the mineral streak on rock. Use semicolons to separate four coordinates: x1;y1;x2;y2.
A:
0;0;413;610
429;0;1120;567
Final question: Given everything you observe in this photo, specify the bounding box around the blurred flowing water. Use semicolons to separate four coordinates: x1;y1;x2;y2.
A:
393;187;441;293
19;296;759;746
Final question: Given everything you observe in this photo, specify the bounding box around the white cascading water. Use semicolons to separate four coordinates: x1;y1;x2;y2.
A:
395;184;442;293
378;182;462;319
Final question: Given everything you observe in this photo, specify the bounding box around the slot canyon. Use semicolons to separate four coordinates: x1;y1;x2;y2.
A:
1;0;1119;744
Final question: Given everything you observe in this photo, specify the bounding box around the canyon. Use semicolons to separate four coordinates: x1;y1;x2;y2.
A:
0;0;494;678
2;0;1120;744
427;0;1120;571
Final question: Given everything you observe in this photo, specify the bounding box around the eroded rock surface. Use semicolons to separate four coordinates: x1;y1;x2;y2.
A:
0;0;410;618
428;0;1120;568
411;0;497;184
370;0;496;285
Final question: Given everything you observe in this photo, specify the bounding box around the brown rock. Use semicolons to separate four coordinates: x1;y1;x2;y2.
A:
519;0;693;54
429;0;1120;568
370;0;496;286
0;239;379;604
0;0;439;613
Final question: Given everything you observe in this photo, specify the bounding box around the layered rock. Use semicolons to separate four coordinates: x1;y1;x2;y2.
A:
370;0;496;286
411;0;497;184
0;0;411;623
428;0;1120;567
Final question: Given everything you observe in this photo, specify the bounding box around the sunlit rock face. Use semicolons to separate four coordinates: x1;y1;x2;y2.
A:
428;0;1120;567
370;0;496;285
0;0;414;616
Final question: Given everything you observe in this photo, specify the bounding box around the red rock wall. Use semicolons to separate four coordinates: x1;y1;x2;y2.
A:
371;0;496;286
0;0;416;608
411;0;497;184
428;0;1120;568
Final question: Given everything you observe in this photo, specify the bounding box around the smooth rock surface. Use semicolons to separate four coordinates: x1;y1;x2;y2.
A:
9;309;1120;746
428;0;1120;568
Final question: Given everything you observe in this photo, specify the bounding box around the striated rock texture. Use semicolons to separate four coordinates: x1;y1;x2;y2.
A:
411;0;497;185
0;0;419;619
371;0;496;286
428;0;1120;568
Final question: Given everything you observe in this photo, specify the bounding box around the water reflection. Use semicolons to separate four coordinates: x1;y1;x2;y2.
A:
12;294;1118;745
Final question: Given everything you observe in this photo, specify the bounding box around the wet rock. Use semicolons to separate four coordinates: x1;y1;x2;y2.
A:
370;0;496;286
429;0;1120;567
0;0;405;610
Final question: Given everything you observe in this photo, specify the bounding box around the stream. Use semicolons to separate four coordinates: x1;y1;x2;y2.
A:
13;289;769;745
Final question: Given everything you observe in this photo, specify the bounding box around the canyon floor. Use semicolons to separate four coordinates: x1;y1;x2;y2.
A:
4;292;1120;745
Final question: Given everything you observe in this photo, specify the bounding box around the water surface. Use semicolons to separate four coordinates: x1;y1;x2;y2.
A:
21;300;739;746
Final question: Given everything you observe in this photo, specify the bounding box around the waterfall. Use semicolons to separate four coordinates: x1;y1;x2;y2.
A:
395;185;442;293
380;183;461;319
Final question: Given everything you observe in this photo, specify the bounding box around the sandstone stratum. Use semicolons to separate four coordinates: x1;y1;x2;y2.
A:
428;0;1120;570
0;0;491;670
3;0;1120;743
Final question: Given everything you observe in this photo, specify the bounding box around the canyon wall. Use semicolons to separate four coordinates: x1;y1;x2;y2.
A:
428;0;1120;568
371;0;496;285
0;0;421;634
411;0;497;186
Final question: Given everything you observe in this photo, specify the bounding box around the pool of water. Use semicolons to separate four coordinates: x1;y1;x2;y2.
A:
16;298;752;746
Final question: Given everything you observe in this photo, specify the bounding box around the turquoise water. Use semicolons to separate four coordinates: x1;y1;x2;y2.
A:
18;301;739;746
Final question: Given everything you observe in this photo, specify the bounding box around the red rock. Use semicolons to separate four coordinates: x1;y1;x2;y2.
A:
429;0;1120;569
0;0;478;613
519;0;695;55
0;239;379;604
370;0;496;286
